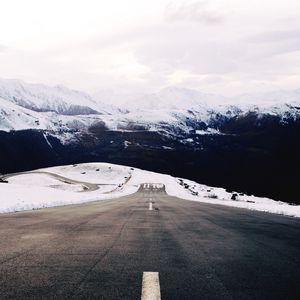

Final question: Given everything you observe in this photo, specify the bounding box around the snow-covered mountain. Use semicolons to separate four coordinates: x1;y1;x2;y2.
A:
93;86;300;124
94;87;225;111
92;86;300;140
0;78;299;140
94;86;300;113
0;78;119;116
1;80;299;205
0;96;111;133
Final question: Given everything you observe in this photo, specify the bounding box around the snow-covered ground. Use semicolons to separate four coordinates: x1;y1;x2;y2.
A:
1;163;299;217
7;173;84;192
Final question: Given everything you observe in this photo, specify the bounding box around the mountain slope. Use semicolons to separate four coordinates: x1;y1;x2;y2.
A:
0;78;119;115
0;96;108;138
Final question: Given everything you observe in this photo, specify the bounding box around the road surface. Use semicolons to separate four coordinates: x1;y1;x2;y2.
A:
0;184;299;299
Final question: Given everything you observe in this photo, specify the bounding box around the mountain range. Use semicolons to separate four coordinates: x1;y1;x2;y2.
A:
1;78;299;140
0;78;299;204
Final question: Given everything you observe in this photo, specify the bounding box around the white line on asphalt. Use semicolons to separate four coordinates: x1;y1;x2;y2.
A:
149;202;153;211
141;272;161;300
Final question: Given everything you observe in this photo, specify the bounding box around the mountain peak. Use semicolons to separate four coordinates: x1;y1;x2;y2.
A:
0;78;119;116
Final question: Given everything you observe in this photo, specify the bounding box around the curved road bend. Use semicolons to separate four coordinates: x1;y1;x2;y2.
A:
0;184;299;299
3;171;99;192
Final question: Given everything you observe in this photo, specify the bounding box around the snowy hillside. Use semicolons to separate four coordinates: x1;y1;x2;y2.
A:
0;163;299;217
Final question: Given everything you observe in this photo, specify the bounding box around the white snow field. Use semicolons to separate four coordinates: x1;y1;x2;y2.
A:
0;163;299;217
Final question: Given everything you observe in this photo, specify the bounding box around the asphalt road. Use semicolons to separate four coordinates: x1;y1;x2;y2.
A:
0;184;299;299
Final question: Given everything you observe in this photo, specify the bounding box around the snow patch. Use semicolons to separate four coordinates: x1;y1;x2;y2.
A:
196;128;222;135
43;133;53;149
1;163;298;217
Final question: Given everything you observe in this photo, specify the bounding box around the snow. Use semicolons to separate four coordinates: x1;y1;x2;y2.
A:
1;80;299;141
0;183;137;214
0;78;118;115
7;173;84;192
43;133;53;149
196;128;222;135
182;138;194;143
0;163;299;217
0;164;138;213
0;96;98;133
39;163;132;184
162;146;174;150
124;140;131;148
94;86;224;112
0;97;47;131
172;178;300;218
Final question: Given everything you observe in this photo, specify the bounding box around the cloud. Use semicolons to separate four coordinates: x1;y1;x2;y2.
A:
0;0;300;96
242;29;300;63
247;29;300;43
0;45;8;53
164;0;225;24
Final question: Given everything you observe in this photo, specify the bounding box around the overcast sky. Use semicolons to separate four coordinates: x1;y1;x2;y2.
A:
0;0;300;95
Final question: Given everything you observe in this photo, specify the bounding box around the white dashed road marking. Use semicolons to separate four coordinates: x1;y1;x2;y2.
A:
149;202;153;211
141;272;161;300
